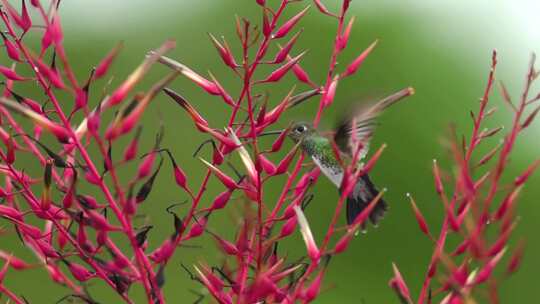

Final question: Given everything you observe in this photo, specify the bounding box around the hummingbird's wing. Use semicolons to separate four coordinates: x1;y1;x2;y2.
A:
333;87;414;158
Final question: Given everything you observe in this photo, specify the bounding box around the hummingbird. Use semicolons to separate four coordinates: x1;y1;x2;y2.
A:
288;87;414;227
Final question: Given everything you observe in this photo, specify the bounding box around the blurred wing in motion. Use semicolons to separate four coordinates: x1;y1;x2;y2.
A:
333;87;414;158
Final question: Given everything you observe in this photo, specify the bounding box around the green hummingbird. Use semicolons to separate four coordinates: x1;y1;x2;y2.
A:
288;87;414;227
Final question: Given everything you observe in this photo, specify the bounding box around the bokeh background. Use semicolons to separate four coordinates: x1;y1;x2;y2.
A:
3;0;540;303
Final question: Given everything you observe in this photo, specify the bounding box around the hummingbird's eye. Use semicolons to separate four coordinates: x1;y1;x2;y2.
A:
295;125;307;133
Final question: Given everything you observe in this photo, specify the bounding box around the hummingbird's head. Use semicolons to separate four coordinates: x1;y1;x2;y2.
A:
288;121;315;143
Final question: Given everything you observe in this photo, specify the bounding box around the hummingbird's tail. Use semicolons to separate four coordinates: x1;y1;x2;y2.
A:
345;174;387;228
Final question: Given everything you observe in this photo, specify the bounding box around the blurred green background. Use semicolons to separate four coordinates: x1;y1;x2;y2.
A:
2;0;540;303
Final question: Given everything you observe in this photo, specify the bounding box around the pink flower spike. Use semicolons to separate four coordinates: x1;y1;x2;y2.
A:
209;190;232;210
173;163;188;189
182;70;221;95
209;73;235;106
35;239;60;258
95;42;123;79
256;0;265;6
292;63;316;86
194;265;224;297
197;124;238;148
257;154;277;175
432;159;444;195
273;6;310;39
295;168;320;196
495;187;521;220
137;152;156;179
163;88;209;126
87;210;120;231
522;104;540;128
15;221;43;240
270;264;302;283
87;109;101;135
0;255;11;283
259;51;306;83
208;33;237;68
229;128;257;184
74;89;88;110
474;248;507;285
0;97;71;142
96;230;108;247
361;143;387;173
155;55;220;95
273;30;303;64
108;41;175;106
210;232;239;256
66;261;94;282
109;83;134;108
313;0;332;15
274;143;299;175
514;159;540;186
20;0;32;33
343;0;352;12
452;239;469;256
333;233;352;254
262;10;272;36
0;34;20;62
0;127;11;144
507;240;525;274
389;263;413;304
0;205;23;221
149;239;175;263
278;216;297;238
77;224;93;252
262;89;294;126
77;194;103;209
123;126;142;161
342;40;378;77
304;270;324;302
271;128;289;152
337;17;355;51
487;225;513;257
186;215;208;239
322;76;338;107
407;193;431;237
84;170;101;185
0;65;26;81
0;251;29;270
293;206;320;261
41;11;63;48
35;59;65;88
162;149;191;193
2;0;29;32
199;158;238;190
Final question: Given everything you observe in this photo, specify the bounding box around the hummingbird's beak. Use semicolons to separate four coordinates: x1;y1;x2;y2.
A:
257;130;286;137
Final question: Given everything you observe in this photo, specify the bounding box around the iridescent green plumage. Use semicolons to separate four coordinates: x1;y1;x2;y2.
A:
287;87;414;226
301;136;340;169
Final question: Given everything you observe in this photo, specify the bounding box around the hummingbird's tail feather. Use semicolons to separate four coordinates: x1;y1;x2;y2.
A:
345;174;388;228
